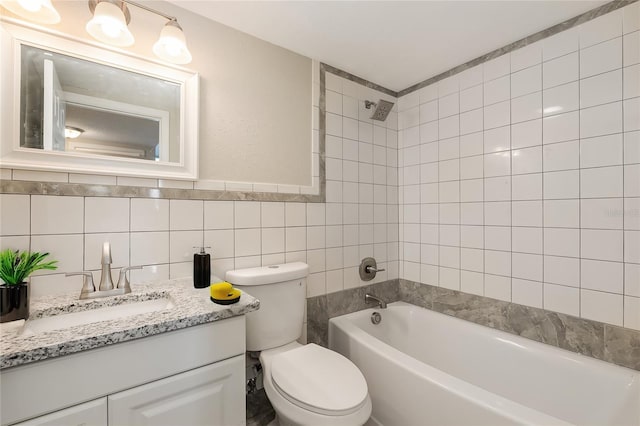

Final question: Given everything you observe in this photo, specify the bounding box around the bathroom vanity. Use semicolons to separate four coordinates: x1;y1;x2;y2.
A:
0;279;259;425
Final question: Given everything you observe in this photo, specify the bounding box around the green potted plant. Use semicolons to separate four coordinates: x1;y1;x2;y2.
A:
0;249;57;323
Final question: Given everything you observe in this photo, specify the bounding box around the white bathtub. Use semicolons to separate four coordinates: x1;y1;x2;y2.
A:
328;301;640;426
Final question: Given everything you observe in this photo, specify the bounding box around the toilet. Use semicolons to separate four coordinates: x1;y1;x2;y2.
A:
226;262;372;426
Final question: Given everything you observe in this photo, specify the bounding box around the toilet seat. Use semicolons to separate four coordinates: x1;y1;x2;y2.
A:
270;343;369;417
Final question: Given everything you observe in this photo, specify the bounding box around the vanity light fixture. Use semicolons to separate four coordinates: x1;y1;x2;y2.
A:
0;0;61;24
153;19;192;65
86;0;192;64
64;126;84;139
86;0;134;47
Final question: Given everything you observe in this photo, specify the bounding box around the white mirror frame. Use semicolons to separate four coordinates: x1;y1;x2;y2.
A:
0;19;199;180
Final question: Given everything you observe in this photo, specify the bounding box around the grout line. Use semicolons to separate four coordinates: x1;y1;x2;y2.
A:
622;32;626;327
541;53;546;310
82;196;86;273
128;198;132;273
508;68;514;304
578;42;582;319
436;94;440;289
481;78;486;298
457;87;462;291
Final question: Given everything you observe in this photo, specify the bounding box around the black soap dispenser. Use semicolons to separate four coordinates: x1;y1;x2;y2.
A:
193;246;211;288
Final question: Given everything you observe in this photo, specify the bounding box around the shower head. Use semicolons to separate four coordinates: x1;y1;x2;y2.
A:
364;99;394;121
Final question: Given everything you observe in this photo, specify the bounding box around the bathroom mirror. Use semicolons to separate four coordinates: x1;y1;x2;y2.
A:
20;45;180;162
1;21;199;180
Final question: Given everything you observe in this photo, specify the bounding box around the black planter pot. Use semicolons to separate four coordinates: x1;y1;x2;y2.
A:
0;282;29;323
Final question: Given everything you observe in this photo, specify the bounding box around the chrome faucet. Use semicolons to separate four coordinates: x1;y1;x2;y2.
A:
67;242;142;300
365;293;387;309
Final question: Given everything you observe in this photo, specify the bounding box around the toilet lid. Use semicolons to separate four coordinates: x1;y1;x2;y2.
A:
270;344;369;416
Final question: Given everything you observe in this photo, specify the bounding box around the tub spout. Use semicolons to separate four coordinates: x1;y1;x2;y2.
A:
365;293;387;309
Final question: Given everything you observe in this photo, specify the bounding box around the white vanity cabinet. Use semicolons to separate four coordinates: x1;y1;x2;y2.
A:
1;317;246;426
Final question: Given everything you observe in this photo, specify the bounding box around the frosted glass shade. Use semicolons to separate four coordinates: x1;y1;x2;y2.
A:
85;1;134;47
153;20;192;65
0;0;61;24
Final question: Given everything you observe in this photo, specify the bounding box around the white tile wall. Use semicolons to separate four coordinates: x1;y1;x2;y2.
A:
131;199;169;231
0;74;399;301
398;4;640;331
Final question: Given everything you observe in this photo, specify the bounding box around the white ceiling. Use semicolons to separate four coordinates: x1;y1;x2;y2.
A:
170;0;607;93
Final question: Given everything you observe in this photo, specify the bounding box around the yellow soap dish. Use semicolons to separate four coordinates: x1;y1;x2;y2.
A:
210;282;241;305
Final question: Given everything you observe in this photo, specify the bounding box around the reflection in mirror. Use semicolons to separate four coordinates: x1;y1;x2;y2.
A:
20;45;180;163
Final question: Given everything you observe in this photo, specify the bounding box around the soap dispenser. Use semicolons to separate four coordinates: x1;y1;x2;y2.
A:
193;247;211;288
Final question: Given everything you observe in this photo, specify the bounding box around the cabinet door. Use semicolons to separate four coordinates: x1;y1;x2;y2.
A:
108;355;245;426
14;398;107;426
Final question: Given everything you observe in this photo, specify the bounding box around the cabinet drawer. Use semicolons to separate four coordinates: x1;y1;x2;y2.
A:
108;355;245;426
13;398;107;426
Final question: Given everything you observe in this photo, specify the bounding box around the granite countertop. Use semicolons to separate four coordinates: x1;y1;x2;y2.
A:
0;278;259;370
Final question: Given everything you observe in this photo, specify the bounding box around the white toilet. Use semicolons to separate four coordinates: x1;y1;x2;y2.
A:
226;262;372;426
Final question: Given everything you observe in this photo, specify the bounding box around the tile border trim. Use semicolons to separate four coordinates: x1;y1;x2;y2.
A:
306;279;640;371
0;179;322;202
397;0;637;97
321;62;399;97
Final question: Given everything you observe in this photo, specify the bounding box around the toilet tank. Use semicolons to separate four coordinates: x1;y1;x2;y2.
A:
226;262;309;352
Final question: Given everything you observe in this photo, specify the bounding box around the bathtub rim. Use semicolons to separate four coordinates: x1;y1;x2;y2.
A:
330;301;640;375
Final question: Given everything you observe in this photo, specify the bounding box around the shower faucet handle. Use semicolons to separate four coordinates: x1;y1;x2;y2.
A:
359;257;385;281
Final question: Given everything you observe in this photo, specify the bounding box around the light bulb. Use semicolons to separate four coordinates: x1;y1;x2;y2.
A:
101;21;121;38
85;1;133;47
17;0;41;12
153;20;192;64
164;41;182;57
64;127;84;139
0;0;60;23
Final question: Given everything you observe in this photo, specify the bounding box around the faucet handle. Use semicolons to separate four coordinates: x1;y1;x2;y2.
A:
116;266;143;293
66;272;96;297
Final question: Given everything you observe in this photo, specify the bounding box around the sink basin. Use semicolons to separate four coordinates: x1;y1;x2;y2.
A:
20;297;175;336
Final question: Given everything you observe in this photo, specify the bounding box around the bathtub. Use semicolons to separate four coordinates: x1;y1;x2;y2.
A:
328;301;640;426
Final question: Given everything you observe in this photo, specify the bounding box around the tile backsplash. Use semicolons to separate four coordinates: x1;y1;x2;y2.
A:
397;3;640;331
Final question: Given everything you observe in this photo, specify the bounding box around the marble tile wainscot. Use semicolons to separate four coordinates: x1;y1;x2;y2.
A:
306;279;640;371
